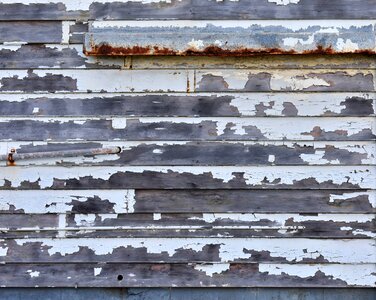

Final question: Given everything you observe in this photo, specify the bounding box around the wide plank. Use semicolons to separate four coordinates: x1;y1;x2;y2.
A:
1;166;374;190
1;189;375;214
0;238;374;264
0;263;374;287
0;93;374;117
1;141;375;166
1;117;374;141
1;0;376;20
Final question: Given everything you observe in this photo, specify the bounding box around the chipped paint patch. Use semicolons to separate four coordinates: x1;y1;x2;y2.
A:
194;263;230;277
26;270;40;278
268;0;301;5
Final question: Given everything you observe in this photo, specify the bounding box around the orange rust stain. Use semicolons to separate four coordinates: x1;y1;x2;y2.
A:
6;149;16;166
85;43;376;56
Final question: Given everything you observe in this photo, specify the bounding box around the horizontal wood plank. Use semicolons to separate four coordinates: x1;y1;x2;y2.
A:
1;189;375;214
1;141;375;166
1;166;374;190
0;69;374;93
1;117;374;141
0;0;376;20
1;213;373;239
0;93;374;117
1;263;375;287
0;237;374;264
84;21;376;56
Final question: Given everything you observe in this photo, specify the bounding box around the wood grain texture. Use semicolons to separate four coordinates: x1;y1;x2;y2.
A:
1;0;375;20
1;213;373;239
1;117;374;141
0;69;374;93
0;141;374;166
0;237;374;264
0;263;374;287
0;21;62;43
0;93;374;117
1;189;375;214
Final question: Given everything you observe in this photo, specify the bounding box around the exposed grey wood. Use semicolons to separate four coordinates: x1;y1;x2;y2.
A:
134;190;376;213
0;263;374;287
1;117;374;141
1;166;374;190
0;45;124;69
1;141;375;166
0;93;374;117
0;0;376;20
0;21;62;43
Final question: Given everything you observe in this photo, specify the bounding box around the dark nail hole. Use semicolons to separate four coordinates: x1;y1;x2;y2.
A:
117;274;123;281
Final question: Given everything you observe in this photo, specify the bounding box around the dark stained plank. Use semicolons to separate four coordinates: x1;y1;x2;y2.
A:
0;117;374;141
134;190;376;213
0;93;374;117
0;263;373;287
1;166;374;190
0;21;62;43
2;141;374;166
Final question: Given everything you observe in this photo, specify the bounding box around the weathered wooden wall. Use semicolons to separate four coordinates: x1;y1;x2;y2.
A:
0;0;375;289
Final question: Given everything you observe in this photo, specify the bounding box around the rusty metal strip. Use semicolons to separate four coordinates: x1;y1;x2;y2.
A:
84;21;376;56
0;146;121;166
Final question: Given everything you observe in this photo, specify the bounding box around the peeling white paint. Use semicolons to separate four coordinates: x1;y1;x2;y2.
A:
268;0;301;5
1;166;374;189
194;263;230;277
0;190;131;213
259;264;376;286
26;270;40;278
10;238;375;264
94;267;102;276
153;213;162;221
187;39;205;50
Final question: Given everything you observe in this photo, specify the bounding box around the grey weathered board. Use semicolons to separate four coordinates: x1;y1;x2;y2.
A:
0;0;376;20
0;0;375;290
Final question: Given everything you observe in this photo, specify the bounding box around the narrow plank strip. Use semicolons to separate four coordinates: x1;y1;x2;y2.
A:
130;55;376;70
1;166;374;190
1;213;373;239
0;263;374;287
0;93;374;117
0;238;373;264
0;117;374;141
